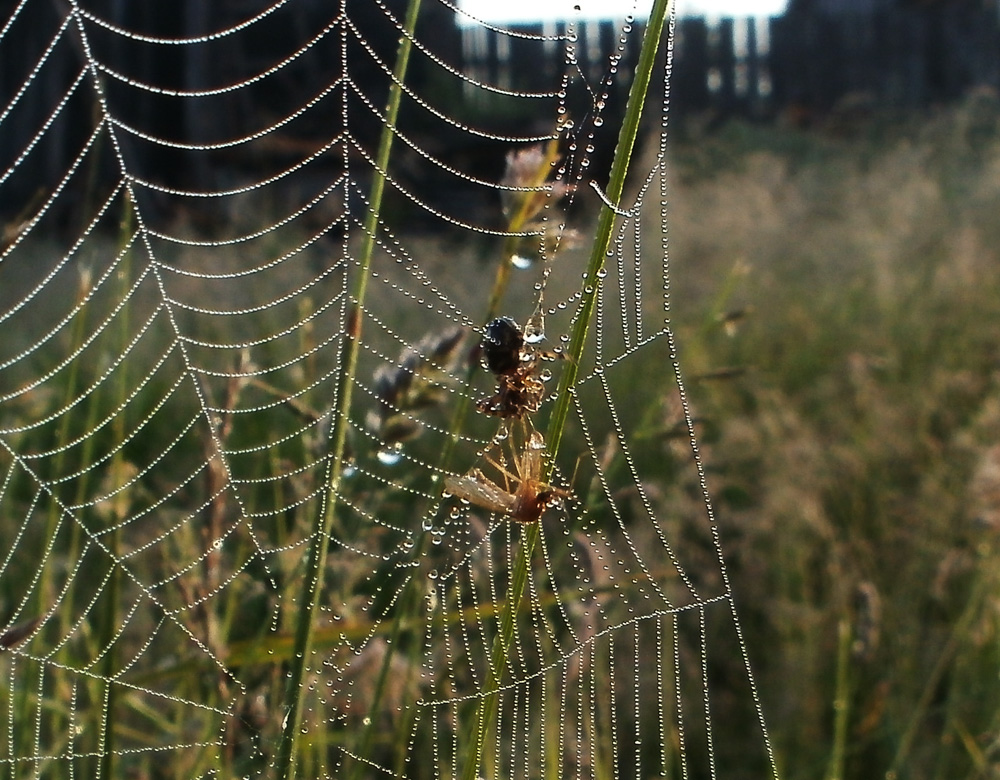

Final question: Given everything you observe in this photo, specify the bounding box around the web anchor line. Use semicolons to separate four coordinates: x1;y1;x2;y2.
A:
589;180;636;218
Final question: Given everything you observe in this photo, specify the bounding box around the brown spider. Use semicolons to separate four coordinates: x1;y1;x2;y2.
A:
476;317;560;419
444;429;570;524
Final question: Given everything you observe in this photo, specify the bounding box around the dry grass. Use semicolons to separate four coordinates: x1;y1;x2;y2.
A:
655;93;1000;779
4;94;1000;778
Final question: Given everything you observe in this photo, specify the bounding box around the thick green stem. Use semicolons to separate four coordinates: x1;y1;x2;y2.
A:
96;194;134;780
459;5;672;780
273;1;422;777
825;619;852;780
545;0;671;463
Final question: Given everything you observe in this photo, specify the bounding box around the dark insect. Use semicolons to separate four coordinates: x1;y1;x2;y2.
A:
481;317;524;375
476;316;558;419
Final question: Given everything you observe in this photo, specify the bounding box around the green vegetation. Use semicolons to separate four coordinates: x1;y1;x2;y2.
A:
3;84;1000;779
661;93;1000;779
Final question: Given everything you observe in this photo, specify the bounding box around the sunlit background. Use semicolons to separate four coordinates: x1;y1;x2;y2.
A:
458;0;790;23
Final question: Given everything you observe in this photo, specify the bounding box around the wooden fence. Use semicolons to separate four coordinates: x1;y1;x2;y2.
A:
462;7;1000;121
4;4;1000;224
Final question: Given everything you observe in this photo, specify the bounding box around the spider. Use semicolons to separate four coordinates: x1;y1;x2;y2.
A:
444;429;571;524
476;316;560;420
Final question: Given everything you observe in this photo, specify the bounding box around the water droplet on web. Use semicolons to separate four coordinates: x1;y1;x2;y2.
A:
593;116;604;127
511;254;534;270
523;315;545;344
596;267;608;278
493;427;509;442
421;517;434;532
377;444;403;466
540;368;552;382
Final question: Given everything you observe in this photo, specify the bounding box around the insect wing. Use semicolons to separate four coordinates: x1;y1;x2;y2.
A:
445;469;516;515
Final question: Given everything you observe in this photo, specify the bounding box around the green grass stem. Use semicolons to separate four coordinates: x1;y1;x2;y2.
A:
825;618;852;780
95;194;135;780
458;5;672;780
273;0;422;776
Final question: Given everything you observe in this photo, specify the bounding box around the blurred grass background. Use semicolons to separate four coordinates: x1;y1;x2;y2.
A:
3;91;1000;778
656;92;1000;779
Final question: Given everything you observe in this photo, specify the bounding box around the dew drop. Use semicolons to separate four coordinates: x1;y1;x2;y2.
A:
511;254;534;270
596;267;608;278
523;316;545;344
540;368;553;382
593;116;604;127
377;444;403;466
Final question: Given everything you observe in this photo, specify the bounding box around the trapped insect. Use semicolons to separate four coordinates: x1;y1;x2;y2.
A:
476;316;561;420
444;429;570;524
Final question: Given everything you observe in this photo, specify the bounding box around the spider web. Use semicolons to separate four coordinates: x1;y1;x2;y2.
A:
0;1;779;777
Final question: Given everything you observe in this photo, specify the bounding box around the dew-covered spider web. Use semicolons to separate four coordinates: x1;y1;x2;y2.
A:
0;1;780;777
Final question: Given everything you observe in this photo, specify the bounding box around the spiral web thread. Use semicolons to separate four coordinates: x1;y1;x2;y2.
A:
0;1;779;777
